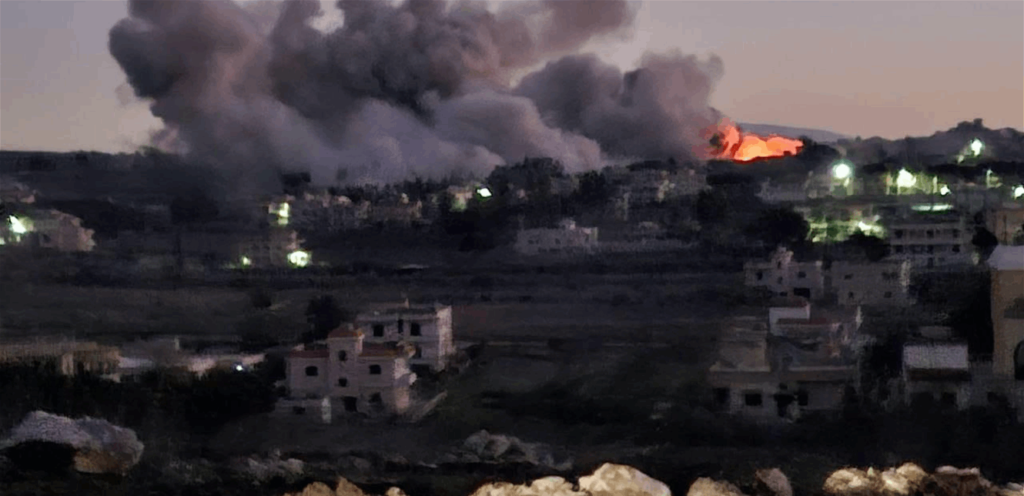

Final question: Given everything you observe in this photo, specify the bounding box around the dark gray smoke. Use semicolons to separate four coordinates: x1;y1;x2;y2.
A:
109;0;724;189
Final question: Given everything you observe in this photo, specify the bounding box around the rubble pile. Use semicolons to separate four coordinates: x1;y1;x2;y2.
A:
231;450;307;484
0;410;144;475
440;430;573;471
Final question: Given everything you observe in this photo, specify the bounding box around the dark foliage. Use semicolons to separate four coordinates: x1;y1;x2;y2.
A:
745;207;810;250
303;295;354;342
972;227;998;258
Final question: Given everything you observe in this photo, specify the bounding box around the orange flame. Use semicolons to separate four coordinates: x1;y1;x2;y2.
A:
706;119;803;162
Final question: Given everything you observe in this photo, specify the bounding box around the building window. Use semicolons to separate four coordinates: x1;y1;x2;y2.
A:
369;393;383;404
927;245;935;254
397;319;404;334
337;351;347;362
895;246;904;254
304;366;319;377
411;323;421;336
797;271;807;279
714;388;730;406
952;245;961;253
372;324;384;337
413;346;423;359
337;377;348;387
292;406;306;415
797;391;809;406
744;392;763;407
884;291;893;298
844;274;853;280
941;392;957;407
895;229;904;239
777;262;782;269
926;230;934;239
777;277;783;285
369;364;382;375
952;229;960;239
756;271;764;281
848;292;855;300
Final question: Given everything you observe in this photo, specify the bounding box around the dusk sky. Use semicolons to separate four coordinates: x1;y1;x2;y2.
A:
2;0;1022;153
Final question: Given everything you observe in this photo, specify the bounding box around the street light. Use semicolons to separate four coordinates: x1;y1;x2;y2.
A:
832;162;852;180
970;139;984;157
896;169;917;189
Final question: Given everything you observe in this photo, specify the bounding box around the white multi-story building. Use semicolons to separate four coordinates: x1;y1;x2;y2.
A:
514;219;599;256
744;247;826;300
745;248;912;306
708;299;865;422
884;214;973;269
829;260;913;306
355;304;455;374
282;328;417;417
900;327;972;411
757;179;808;204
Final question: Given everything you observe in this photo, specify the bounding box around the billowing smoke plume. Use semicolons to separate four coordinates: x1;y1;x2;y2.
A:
109;0;725;191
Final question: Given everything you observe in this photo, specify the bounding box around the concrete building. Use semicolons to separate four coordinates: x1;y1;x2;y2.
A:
989;245;1024;380
707;299;865;422
743;247;826;300
986;204;1024;245
514;219;599;256
281;328;417;418
884;214;973;269
355;303;455;374
0;339;120;379
901;327;972;411
2;209;96;252
234;228;308;268
829;260;913;306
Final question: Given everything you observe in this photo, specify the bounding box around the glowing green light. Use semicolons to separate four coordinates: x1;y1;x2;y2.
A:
939;185;951;196
1014;185;1024;199
970;139;984;157
477;187;492;198
274;202;290;226
240;256;252;267
832;162;852;180
896;169;917;189
287;250;310;268
9;216;28;234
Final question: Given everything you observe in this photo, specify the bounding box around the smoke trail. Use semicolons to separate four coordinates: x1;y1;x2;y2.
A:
109;0;725;190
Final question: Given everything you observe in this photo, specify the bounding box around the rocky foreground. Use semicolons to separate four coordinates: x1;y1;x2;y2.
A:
282;462;1024;496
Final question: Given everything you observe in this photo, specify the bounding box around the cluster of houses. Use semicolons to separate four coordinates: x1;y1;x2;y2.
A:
0;302;459;423
714;244;1024;422
1;179;96;253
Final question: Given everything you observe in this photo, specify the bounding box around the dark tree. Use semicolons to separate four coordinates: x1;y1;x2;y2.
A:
304;295;354;342
574;171;612;207
972;227;999;259
747;207;809;249
169;191;219;226
845;232;890;262
694;189;729;226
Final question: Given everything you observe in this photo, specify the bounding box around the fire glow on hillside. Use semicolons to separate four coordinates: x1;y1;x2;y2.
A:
706;119;804;162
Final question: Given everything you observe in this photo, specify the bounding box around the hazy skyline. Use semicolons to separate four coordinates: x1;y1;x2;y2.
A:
2;0;1022;154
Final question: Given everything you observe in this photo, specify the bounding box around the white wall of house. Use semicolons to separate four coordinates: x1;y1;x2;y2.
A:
744;248;825;299
886;219;973;269
356;305;455;372
831;261;912;305
514;221;599;256
286;354;329;399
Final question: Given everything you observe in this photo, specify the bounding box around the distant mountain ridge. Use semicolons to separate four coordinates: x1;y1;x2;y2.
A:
738;123;851;144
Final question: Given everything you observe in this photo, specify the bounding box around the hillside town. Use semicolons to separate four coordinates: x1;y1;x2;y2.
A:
2;119;1024;495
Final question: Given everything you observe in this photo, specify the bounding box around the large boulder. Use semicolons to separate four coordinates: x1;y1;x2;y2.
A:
469;464;669;496
0;411;143;475
455;430;571;470
753;468;792;496
687;477;748;496
285;478;367;496
578;463;671;496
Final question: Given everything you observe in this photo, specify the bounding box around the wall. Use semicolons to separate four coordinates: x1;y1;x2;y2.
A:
287;355;328;399
992;268;1024;378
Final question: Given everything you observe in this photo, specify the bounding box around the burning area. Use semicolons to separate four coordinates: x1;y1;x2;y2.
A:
706;119;804;162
